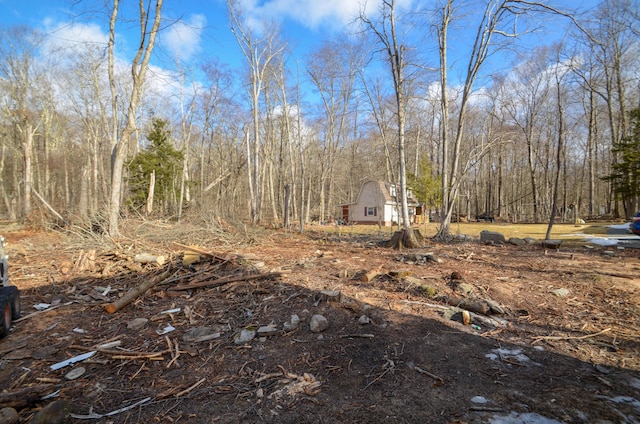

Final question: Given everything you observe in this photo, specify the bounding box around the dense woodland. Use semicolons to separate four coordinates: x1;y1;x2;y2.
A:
0;0;638;237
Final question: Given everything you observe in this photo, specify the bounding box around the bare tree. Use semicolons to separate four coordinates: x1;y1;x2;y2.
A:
432;0;581;237
108;0;164;237
307;38;363;224
228;0;287;225
360;0;421;248
0;26;45;220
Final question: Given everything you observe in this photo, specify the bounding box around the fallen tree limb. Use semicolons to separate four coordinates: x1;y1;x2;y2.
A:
175;378;207;397
173;242;231;262
0;384;55;408
14;305;61;323
104;269;172;313
532;327;612;344
168;271;284;292
412;365;444;385
70;397;152;419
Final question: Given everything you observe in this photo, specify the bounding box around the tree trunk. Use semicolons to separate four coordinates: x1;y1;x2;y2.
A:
387;228;423;250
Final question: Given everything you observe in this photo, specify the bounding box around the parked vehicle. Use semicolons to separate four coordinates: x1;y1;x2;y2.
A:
0;236;20;337
631;212;640;236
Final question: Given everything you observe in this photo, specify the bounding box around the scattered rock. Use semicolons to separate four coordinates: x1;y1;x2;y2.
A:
310;314;329;333
234;328;257;345
127;318;149;331
65;366;86;380
470;396;488;404
0;407;19;424
396;252;443;265
31;400;71;424
284;314;300;331
550;288;569;297
508;237;526;246
183;326;222;342
602;250;615;257
480;230;506;244
358;315;371;325
257;324;279;336
541;240;562;249
524;237;537;244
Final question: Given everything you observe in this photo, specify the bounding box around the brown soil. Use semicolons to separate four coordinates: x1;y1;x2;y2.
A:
0;224;639;423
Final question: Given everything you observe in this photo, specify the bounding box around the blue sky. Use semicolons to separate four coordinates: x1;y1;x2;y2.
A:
0;0;603;97
0;0;377;71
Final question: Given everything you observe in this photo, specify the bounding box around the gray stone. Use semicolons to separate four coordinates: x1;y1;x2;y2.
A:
284;314;300;331
480;230;506;244
31;401;71;424
358;315;371;325
64;366;86;380
310;314;329;333
257;325;279;336
0;407;19;424
524;237;537;244
234;328;256;345
508;237;526;246
183;326;221;342
541;240;562;249
550;288;569;297
127;318;148;331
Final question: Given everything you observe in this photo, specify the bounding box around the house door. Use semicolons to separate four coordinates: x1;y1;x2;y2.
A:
342;206;349;223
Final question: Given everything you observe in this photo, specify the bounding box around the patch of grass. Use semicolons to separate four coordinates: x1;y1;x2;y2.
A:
318;221;614;242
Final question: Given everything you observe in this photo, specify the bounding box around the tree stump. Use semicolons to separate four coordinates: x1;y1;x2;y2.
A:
387;228;423;250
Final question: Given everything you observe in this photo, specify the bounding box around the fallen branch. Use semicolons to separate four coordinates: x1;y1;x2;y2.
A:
339;334;375;339
532;327;612;343
104;269;172;313
0;384;55;408
412;365;444;385
175;378;207;397
168;271;283;292
173;242;231;262
14;305;61;323
70;397;152;419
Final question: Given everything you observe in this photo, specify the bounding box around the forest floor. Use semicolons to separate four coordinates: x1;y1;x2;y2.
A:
0;220;639;424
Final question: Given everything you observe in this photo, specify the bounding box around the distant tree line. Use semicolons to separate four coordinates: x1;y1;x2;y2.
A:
0;0;638;237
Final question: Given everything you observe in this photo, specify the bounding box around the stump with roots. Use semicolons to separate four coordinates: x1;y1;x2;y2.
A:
387;227;424;250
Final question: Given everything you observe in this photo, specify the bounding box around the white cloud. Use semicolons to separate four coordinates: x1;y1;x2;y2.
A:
238;0;414;31
42;21;109;56
162;14;206;61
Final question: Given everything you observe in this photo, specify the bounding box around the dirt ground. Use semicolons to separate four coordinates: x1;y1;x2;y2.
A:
0;222;639;424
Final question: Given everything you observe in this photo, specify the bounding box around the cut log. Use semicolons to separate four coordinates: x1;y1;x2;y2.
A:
319;290;341;302
168;271;284;292
442;296;490;315
104;269;172;313
361;269;380;282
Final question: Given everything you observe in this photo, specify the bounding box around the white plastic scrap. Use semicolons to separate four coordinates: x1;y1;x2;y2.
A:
50;351;96;371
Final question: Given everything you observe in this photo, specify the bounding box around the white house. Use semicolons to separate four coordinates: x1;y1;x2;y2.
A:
340;180;420;226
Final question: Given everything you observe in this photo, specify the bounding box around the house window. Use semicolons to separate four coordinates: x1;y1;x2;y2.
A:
365;207;377;217
390;185;396;197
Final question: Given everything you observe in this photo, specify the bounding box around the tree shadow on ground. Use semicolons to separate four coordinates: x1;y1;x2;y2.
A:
1;249;639;424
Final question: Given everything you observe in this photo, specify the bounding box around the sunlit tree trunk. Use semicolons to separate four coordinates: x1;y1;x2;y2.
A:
108;0;164;237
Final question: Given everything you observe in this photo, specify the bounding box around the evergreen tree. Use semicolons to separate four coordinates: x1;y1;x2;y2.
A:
128;118;184;214
408;156;442;222
604;107;640;217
